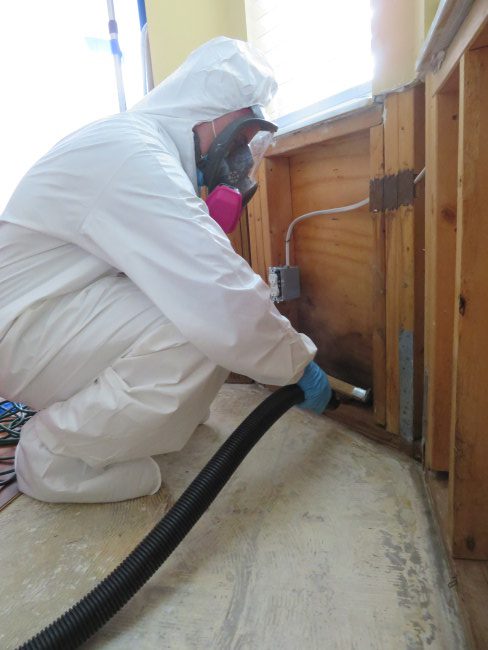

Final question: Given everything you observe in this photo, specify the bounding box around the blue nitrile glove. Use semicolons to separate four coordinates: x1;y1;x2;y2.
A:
297;361;332;414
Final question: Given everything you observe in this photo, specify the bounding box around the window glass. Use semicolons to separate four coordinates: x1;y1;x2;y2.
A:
0;0;144;210
245;0;373;127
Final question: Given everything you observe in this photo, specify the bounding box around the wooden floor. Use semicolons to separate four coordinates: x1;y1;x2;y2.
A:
1;384;467;649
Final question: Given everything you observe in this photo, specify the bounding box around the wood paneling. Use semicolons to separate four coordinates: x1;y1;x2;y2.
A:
248;94;425;442
449;48;488;559
424;77;459;472
247;172;267;282
248;157;293;281
288;131;373;389
228;208;251;263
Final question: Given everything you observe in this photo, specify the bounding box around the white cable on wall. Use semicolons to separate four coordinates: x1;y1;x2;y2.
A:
414;167;426;184
283;167;426;266
284;198;370;266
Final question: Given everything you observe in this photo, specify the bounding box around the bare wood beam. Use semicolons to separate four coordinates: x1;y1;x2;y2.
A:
383;87;424;441
370;124;387;426
449;47;488;559
424;76;458;471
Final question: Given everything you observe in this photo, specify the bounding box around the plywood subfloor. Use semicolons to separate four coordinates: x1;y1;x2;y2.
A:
1;385;467;649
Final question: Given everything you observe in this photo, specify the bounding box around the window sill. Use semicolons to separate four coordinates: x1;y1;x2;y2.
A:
269;98;382;158
273;82;373;137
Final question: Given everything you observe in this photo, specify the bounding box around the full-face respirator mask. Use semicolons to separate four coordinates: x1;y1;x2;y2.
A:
195;106;277;233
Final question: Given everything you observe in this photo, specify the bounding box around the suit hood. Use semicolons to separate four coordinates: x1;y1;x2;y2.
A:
129;37;278;188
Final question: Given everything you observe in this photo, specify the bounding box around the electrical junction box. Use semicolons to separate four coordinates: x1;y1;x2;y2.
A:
268;265;301;302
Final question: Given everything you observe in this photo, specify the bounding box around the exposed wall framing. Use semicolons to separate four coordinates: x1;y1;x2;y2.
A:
382;87;426;442
370;124;387;426
248;101;424;447
424;5;488;568
424;71;458;472
449;46;488;560
252;106;382;391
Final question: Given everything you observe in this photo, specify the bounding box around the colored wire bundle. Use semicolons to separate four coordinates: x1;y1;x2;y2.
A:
0;401;36;488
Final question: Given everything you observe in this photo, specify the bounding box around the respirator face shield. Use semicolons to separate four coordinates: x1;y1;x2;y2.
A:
195;106;277;233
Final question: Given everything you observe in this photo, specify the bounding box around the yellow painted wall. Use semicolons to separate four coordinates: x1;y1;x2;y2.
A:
371;0;441;95
424;0;441;34
145;0;247;84
145;1;441;98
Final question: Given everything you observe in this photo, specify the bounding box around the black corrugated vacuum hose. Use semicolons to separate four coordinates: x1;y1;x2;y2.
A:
19;384;309;650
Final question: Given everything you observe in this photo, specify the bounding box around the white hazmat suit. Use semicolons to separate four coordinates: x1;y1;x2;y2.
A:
0;37;316;503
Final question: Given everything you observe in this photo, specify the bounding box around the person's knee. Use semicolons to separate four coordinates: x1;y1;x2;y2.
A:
15;420;162;503
15;429;58;502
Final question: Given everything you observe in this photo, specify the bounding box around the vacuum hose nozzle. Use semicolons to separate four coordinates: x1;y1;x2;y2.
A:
328;376;372;405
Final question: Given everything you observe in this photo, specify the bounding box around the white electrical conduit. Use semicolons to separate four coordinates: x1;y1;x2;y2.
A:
414;167;426;184
284;166;427;267
284;198;370;267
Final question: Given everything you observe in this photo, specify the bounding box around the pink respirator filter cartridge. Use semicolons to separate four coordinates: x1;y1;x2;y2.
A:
205;185;243;234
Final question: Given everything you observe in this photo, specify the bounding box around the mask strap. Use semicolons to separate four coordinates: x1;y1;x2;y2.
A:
196;167;205;190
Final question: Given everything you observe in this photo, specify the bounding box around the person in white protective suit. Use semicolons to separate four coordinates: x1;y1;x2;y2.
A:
0;37;332;503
